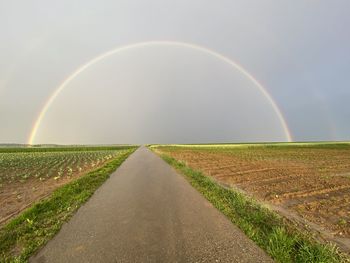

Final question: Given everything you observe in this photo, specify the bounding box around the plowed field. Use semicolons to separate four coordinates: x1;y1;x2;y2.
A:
155;143;350;241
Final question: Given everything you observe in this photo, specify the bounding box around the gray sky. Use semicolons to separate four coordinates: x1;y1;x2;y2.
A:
0;0;349;144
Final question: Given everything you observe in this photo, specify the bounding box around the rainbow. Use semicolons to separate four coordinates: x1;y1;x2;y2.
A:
28;41;293;144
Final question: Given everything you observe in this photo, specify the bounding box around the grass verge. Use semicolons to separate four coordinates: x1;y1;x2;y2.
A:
0;148;136;262
160;153;349;263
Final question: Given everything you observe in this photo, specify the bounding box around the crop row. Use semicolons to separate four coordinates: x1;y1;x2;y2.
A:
0;149;129;184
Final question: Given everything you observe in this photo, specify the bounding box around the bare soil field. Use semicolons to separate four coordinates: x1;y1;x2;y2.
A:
156;144;350;243
0;148;126;225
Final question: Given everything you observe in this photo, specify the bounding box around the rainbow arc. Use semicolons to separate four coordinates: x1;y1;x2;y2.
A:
28;41;293;144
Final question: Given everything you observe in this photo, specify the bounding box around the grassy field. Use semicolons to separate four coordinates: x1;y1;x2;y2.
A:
152;142;350;262
0;146;137;261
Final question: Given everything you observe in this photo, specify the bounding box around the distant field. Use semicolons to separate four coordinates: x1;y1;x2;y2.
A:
0;146;133;225
154;143;350;247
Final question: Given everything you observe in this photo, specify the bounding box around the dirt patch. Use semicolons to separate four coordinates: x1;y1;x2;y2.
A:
0;166;105;226
1;173;84;224
158;146;350;246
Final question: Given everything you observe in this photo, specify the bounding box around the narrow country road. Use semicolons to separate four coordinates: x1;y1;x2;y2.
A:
31;147;273;263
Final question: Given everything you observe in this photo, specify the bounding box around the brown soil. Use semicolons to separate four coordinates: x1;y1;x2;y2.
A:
0;165;106;226
159;147;350;242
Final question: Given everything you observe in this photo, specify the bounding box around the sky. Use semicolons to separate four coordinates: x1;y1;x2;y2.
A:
0;0;349;144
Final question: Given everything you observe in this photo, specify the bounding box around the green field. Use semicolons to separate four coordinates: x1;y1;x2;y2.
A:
0;146;130;184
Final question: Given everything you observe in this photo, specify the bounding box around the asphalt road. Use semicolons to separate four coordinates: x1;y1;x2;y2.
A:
31;147;273;263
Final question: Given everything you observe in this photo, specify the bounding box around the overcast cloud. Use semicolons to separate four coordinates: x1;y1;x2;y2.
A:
0;0;349;144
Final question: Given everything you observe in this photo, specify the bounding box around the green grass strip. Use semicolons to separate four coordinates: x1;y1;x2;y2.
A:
160;154;349;263
0;148;137;262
